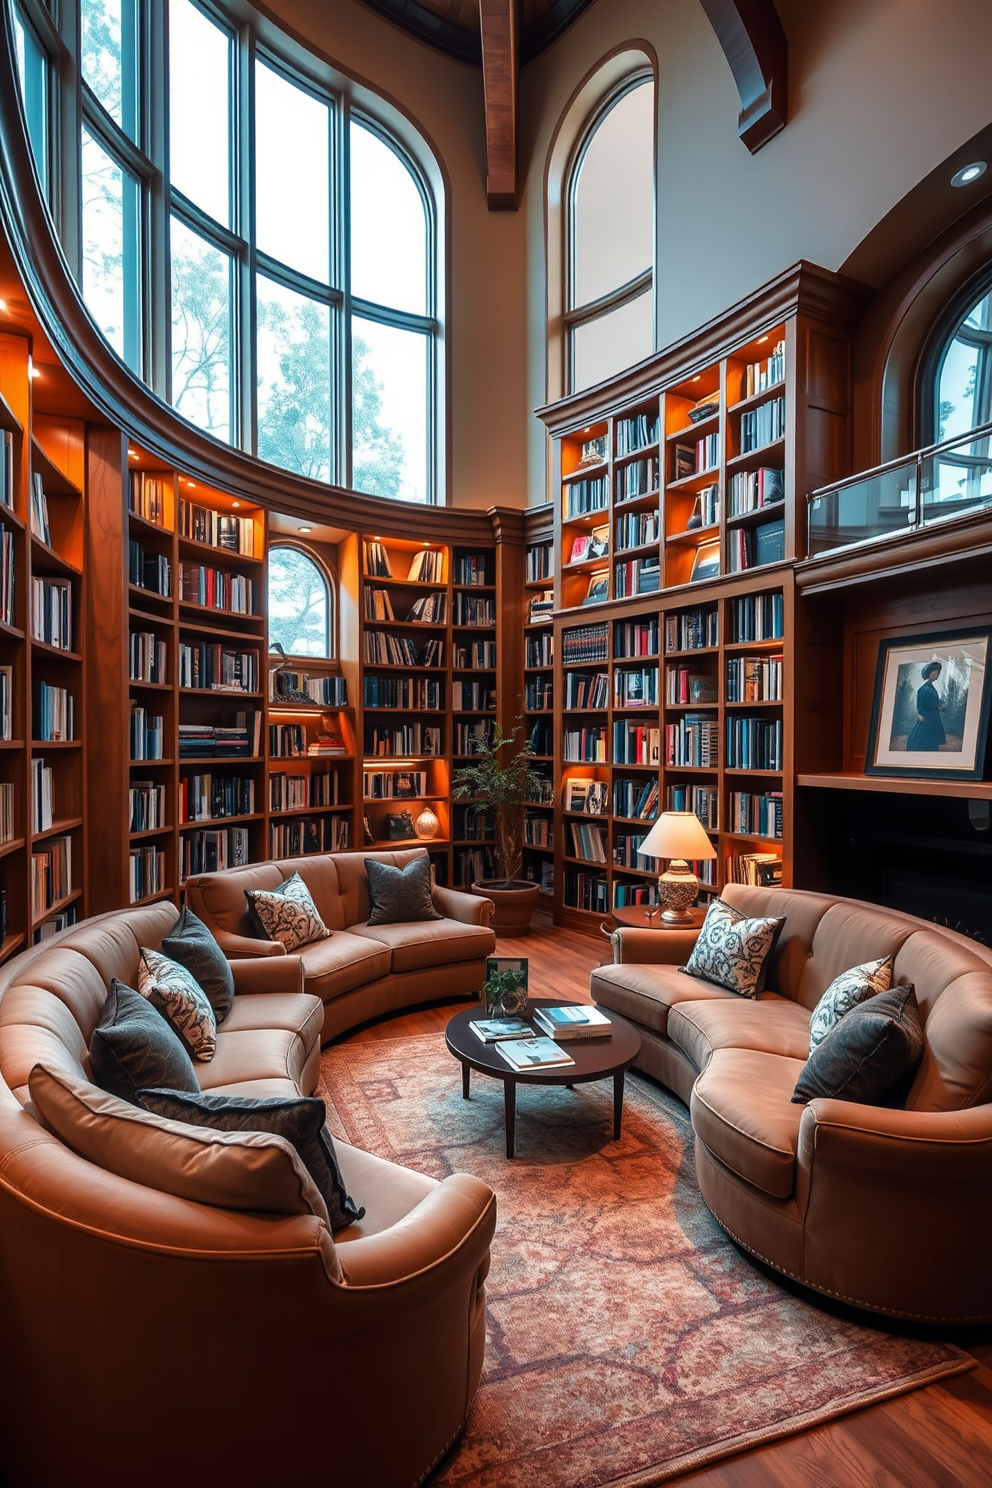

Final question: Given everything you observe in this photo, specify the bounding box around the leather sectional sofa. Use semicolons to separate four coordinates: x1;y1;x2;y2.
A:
591;884;992;1324
0;897;496;1488
185;846;496;1042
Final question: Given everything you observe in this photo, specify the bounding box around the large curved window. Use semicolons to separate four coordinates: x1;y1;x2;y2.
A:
268;546;333;658
566;77;655;393
934;280;992;441
11;0;442;503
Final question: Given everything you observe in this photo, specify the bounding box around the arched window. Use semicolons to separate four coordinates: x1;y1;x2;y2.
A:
933;278;992;442
13;0;442;502
268;546;333;659
566;76;655;393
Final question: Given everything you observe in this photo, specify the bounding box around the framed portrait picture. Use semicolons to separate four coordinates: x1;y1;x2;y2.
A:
865;627;992;780
689;538;721;583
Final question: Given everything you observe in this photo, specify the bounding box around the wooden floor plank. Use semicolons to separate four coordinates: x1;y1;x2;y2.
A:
329;918;991;1486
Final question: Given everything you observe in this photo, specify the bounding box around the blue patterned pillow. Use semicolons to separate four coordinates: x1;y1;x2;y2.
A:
246;872;331;951
680;897;785;999
139;947;217;1061
808;956;894;1054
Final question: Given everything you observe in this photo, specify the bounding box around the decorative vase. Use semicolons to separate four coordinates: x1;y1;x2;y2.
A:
414;806;439;840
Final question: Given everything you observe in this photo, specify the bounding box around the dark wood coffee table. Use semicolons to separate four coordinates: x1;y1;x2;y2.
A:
445;999;642;1158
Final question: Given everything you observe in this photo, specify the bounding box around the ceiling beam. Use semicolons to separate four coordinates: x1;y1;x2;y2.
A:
698;0;788;153
480;0;518;210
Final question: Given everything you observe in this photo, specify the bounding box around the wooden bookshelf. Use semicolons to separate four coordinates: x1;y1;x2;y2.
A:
521;505;555;903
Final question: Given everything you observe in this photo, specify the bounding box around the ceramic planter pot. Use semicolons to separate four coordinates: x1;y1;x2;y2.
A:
471;880;540;937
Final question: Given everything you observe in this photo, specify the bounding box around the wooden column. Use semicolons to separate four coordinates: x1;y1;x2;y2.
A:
480;0;519;210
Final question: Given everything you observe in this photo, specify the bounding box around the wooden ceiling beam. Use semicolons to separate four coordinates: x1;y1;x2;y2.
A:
480;0;518;210
698;0;788;153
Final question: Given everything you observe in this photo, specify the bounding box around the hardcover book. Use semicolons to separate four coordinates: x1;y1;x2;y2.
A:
495;1036;574;1071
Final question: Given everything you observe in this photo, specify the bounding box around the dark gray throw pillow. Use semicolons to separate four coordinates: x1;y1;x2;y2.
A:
365;856;441;926
90;979;199;1104
792;982;925;1106
137;1088;364;1231
161;906;235;1022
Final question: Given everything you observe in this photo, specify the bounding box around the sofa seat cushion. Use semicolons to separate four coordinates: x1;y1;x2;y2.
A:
590;961;739;1040
221;993;323;1049
668;995;811;1072
295;933;392;1002
333;1141;437;1242
198;1026;312;1093
690;1048;806;1200
347;917;493;974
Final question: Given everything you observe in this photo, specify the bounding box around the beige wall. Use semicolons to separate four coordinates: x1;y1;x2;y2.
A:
267;0;992;509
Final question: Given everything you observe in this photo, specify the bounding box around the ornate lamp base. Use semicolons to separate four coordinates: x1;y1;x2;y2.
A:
657;859;700;925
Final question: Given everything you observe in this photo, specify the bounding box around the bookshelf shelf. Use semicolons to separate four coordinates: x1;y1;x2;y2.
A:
30;889;82;932
32;816;84;842
0;838;26;861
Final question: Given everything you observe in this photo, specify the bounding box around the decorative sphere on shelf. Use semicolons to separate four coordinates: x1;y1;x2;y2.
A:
415;806;440;840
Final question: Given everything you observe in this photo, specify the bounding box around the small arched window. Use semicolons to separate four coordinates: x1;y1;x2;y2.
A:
566;76;655;393
268;545;333;658
933;278;992;442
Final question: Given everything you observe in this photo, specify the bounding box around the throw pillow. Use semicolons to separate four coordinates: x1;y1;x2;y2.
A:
138;1088;364;1232
138;947;218;1062
89;979;199;1104
365;855;441;926
245;872;331;952
29;1065;330;1223
161;905;235;1022
680;897;785;999
792;982;925;1106
808;955;894;1054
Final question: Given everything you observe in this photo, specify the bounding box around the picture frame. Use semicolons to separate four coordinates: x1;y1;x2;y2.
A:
864;627;992;780
588;524;610;559
569;534;590;564
577;435;608;468
689;538;721;582
583;569;610;605
485;957;529;994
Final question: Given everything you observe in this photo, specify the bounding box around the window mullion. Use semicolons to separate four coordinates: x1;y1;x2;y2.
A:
146;0;170;398
234;18;252;455
339;89;351;492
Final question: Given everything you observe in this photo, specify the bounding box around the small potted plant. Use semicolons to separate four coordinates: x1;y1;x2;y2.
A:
482;965;529;1019
453;721;544;936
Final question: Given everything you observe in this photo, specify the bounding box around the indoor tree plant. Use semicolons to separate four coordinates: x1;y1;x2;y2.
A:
452;721;545;936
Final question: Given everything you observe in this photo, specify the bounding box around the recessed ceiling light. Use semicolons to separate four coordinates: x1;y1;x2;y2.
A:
128;447;137;458
757;336;768;344
187;481;196;488
951;161;987;187
29;366;40;379
231;501;240;508
299;526;312;534
0;299;7;313
692;375;700;382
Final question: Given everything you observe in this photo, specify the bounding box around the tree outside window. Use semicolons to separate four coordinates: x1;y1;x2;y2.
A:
268;547;332;658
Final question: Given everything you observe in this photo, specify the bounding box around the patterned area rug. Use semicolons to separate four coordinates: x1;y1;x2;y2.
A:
319;1034;970;1487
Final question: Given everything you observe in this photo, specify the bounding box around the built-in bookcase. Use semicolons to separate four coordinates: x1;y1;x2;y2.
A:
522;508;555;901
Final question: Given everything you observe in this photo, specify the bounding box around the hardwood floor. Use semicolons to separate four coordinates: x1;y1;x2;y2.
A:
334;916;992;1488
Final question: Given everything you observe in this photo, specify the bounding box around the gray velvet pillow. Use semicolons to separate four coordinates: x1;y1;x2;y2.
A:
161;906;235;1022
138;1087;364;1231
365;856;441;926
792;982;924;1106
90;979;199;1104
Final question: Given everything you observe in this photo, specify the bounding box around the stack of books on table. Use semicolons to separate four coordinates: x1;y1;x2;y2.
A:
495;1036;574;1071
533;1005;612;1040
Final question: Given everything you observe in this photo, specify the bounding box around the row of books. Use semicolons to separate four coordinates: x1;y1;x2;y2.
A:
452;593;495;627
454;553;491;586
727;466;783;517
0;664;11;740
363;675;443;710
563;869;608;914
32;834;72;918
31;757;53;834
362;770;429;800
561;622;609;665
616;509;660;551
562;726;607;763
615;666;658;708
727;518;785;572
525;544;552;582
269;723;308;758
739;396;785;454
452;680;495;711
179;773;256;823
0;781;14;843
666;666;717;705
409;591;447;624
410;548;445;583
129;781;166;833
728;790;783;839
526;632;554;666
455;720;493;754
563;475;608;520
568;821;608;864
180;827;250;877
564;670;609;710
178;643;259;693
524;814;551;847
667;783;719;830
726;716;783;771
726;654;784;702
270;771;344;811
128;542;172;596
453;804;491;842
614;556;659;597
614;722;661;765
179;499;255;556
32;577;73;651
0;524;14;626
666;714;719;767
726;851;782;887
528;720;552;755
615;617;659;659
363;540;393;578
363;630;442;667
564;778;609;814
130;473;169;527
30;474;51;546
525;677;552;710
179;715;261;758
741;339;785;398
129;630;168;685
613;777;657;820
270;815;350;857
454;846;496;887
689;484;720;527
728;592;784;642
454;640;496;669
616;412;659;455
665;607;718;653
363;724;442;757
613;881;658;908
0;432;13;511
674;433;719;480
33;904;78;942
614;833;656;869
178;563;254;615
36;681;74;742
130;706;165;760
616;456;658;501
129;845;165;903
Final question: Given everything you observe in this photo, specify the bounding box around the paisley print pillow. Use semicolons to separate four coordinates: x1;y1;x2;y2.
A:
245;872;331;951
808;956;894;1054
138;948;217;1061
680;897;785;999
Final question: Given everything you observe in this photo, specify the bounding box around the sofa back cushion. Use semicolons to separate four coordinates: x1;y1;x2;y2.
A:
330;848;429;928
797;903;915;1012
187;862;285;940
905;971;992;1111
30;1064;331;1224
720;885;832;1001
275;856;346;932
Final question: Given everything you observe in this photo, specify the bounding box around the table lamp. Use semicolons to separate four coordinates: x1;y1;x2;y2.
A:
637;811;717;925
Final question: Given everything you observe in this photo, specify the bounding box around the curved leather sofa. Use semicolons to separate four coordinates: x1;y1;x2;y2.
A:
591;885;992;1324
0;901;496;1488
185;847;496;1042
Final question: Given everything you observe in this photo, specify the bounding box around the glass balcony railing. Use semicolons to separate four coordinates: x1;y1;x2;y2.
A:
807;422;992;558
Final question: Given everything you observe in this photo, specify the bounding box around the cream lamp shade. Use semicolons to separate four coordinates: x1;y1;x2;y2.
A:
637;811;716;926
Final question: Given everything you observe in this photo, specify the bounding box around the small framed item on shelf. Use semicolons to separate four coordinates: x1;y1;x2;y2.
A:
578;435;608;467
689;539;721;582
589;524;610;559
584;570;610;605
569;534;590;563
688;394;720;423
864;627;992;781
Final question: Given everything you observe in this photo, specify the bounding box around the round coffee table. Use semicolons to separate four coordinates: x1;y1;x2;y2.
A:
445;1000;642;1158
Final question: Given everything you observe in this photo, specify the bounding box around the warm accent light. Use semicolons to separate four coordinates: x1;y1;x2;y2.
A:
951;161;987;187
638;811;717;925
128;448;137;458
757;336;768;343
414;805;440;840
0;299;7;312
29;366;40;379
187;481;196;488
299;526;313;534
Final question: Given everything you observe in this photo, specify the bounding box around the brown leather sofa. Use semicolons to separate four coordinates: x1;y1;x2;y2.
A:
591;884;992;1324
185;846;496;1042
0;902;496;1488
